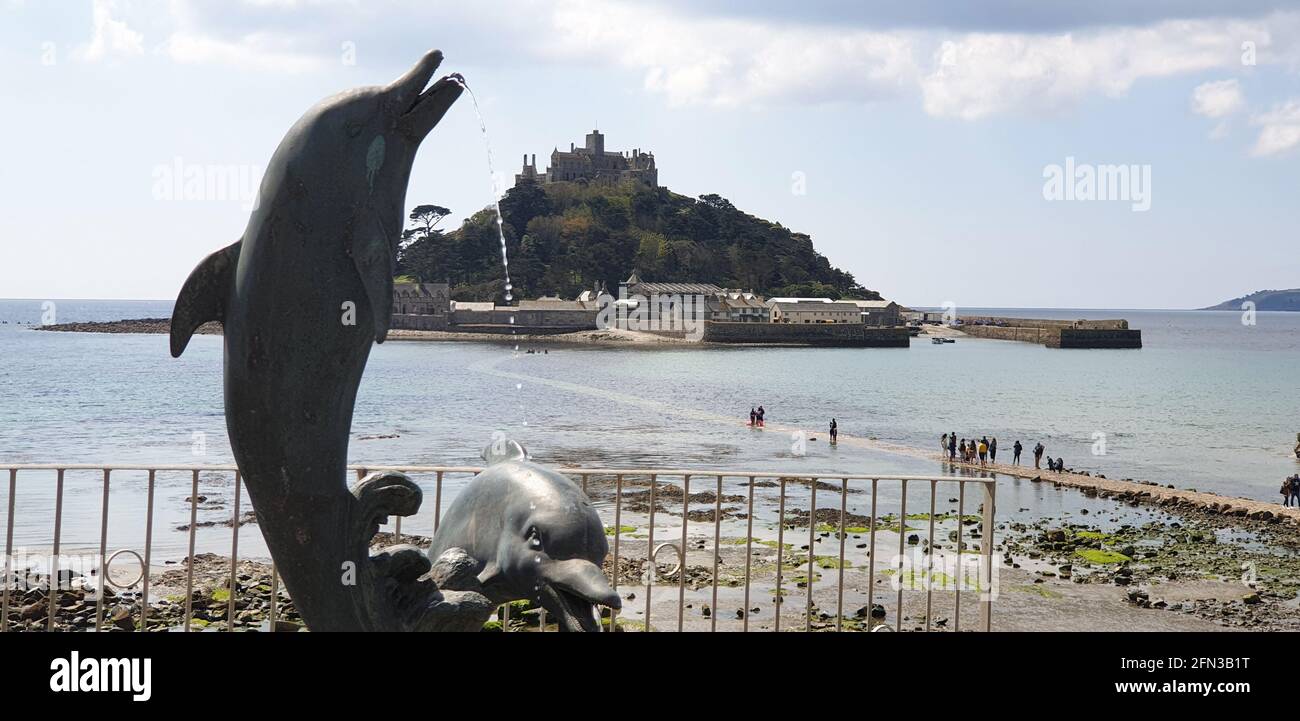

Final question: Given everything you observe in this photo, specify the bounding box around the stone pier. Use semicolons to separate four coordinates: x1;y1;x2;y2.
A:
957;316;1142;349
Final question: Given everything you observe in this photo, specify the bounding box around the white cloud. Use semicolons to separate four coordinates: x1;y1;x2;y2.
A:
1250;100;1300;155
161;31;322;73
62;0;1300;131
545;0;915;108
543;1;1298;121
920;20;1271;120
1191;79;1244;118
76;0;144;62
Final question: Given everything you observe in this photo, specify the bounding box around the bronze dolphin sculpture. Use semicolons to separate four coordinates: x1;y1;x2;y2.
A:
170;50;493;631
428;439;621;631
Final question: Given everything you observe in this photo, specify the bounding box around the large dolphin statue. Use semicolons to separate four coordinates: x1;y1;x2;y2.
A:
170;50;494;631
428;439;621;631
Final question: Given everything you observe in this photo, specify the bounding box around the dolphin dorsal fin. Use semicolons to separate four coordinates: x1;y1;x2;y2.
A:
170;239;241;358
481;436;528;465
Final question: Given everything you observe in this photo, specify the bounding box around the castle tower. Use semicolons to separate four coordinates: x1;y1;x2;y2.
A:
585;129;604;156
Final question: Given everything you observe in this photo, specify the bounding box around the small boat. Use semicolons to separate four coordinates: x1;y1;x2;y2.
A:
931;337;945;344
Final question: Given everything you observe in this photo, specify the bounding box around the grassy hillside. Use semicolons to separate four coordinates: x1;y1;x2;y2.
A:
1201;289;1300;311
397;179;879;302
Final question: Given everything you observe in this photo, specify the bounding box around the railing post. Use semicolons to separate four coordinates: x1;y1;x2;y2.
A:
979;480;996;632
836;478;847;632
227;472;241;631
895;479;906;632
805;478;816;632
433;471;444;532
609;474;623;633
774;477;786;632
644;474;657;631
2;469;16;633
95;469;110;632
48;469;64;631
710;475;721;633
140;470;156;631
742;477;755;632
184;470;198;631
677;474;689;633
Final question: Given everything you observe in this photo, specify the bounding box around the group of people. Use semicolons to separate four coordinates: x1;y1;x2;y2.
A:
941;433;1057;472
747;406;767;427
1281;474;1300;507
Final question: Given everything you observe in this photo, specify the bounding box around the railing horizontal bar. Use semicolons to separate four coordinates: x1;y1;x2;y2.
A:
0;464;995;485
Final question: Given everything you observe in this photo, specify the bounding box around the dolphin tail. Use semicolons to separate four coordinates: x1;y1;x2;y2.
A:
170;239;241;358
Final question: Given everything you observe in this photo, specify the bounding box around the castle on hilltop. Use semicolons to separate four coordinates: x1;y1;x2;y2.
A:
515;130;658;187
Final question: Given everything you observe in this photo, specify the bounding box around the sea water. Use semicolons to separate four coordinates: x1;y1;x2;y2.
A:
1;300;1298;559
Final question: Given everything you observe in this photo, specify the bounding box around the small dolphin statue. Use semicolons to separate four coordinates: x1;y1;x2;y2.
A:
429;438;621;631
170;50;494;631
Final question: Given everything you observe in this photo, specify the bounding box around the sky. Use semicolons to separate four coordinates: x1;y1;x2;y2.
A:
1;0;1298;309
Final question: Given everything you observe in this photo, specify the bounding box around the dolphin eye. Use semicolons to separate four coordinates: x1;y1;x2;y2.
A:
527;526;543;548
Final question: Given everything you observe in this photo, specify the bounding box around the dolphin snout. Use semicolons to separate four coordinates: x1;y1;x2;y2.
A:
389;49;444;101
546;558;621;610
389;49;463;139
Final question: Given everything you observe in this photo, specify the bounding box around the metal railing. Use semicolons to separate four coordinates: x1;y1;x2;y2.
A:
0;463;996;632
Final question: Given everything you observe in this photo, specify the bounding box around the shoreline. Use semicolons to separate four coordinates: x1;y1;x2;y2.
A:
750;417;1300;529
30;317;907;348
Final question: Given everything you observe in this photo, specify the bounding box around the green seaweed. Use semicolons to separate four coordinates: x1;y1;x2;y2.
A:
1075;548;1132;564
1011;584;1063;599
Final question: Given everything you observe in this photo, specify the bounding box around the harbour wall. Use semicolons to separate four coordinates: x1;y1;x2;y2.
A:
957;316;1141;349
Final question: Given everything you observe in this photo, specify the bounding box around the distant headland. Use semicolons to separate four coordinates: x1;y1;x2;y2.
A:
1200;289;1300;311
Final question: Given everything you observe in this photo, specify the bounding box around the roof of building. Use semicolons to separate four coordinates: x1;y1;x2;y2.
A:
770;301;860;313
517;299;599;311
451;301;494;312
393;282;447;298
845;299;898;309
720;294;769;310
633;282;725;296
765;297;836;305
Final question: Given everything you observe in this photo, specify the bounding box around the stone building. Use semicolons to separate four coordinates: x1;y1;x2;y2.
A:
846;300;901;326
619;272;723;300
617;272;769;323
706;291;770;323
767;298;863;324
391;281;450;330
516;130;658;187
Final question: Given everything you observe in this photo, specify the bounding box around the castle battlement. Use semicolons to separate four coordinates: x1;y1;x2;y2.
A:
516;130;658;187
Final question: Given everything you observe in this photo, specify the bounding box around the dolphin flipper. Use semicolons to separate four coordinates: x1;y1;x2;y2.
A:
170;239;241;358
351;215;395;343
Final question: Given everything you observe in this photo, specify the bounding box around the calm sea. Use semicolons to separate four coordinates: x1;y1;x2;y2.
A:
1;299;1297;560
